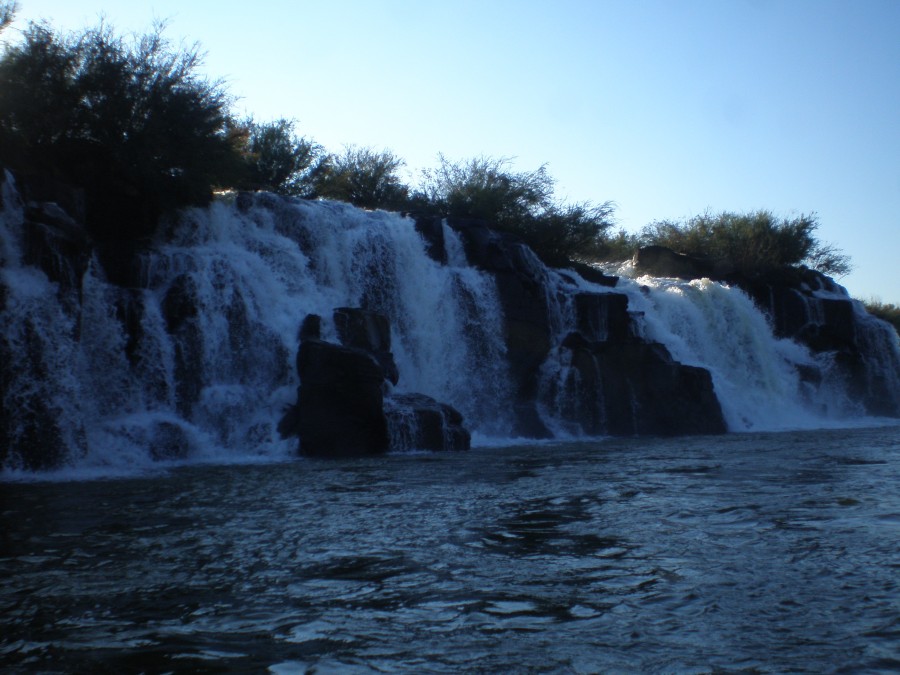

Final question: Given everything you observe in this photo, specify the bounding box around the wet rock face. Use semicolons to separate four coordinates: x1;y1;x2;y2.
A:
555;292;727;436
333;307;399;386
633;245;900;417
386;393;470;452
412;215;448;265
438;227;728;438
294;336;390;458
443;218;554;434
279;309;472;457
161;275;204;417
730;271;899;417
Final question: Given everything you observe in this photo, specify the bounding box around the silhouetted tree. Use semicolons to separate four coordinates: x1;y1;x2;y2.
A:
312;146;409;210
417;155;552;227
416;155;614;266
238;117;323;196
0;18;240;240
640;211;851;277
0;1;16;33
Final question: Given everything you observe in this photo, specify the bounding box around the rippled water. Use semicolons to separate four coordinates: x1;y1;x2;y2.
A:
2;426;899;673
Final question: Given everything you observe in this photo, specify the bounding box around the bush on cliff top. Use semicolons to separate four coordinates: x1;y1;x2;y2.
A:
862;300;900;336
236;117;324;197
639;211;852;278
0;4;855;282
414;155;616;266
0;14;241;240
311;146;410;211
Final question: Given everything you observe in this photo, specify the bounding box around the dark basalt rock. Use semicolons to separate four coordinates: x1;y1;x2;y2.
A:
443;226;728;437
161;275;204;416
554;288;727;436
386;393;470;452
334;307;399;385
412;215;448;265
0;318;87;470
573;292;635;344
19;200;92;309
280;309;472;457
445;217;555;435
634;245;735;280
558;335;727;436
634;246;899;417
149;421;191;461
560;262;619;288
294;337;390;457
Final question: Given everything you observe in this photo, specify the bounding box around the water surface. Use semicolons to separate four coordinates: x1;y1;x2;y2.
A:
2;426;899;673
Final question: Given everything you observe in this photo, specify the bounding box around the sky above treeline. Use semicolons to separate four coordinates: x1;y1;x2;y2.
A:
6;0;899;303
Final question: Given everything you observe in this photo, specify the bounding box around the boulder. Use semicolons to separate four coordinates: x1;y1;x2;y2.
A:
294;336;390;457
333;307;399;385
386;393;470;452
634;245;735;280
558;336;727;436
279;309;474;457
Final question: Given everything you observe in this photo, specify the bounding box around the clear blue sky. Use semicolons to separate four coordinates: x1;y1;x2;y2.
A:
7;0;900;302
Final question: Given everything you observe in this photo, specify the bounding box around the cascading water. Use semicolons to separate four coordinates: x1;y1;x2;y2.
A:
610;266;899;429
617;275;837;429
1;169;898;476
1;179;517;473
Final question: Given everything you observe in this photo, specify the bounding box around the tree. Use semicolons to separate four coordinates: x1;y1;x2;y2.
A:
238;117;323;196
640;210;852;277
416;155;615;266
0;18;240;240
0;2;16;34
417;155;553;228
312;146;409;210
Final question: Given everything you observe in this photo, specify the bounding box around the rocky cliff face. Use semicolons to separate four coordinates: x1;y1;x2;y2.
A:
634;246;900;417
2;173;896;471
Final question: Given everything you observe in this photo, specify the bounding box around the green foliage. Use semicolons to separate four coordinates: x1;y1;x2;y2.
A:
0;19;239;240
311;146;409;210
417;155;554;228
238;117;323;196
595;228;641;262
416;155;614;266
862;300;900;336
639;210;852;277
0;1;16;33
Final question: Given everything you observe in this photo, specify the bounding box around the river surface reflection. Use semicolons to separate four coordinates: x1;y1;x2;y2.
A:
2;426;899;673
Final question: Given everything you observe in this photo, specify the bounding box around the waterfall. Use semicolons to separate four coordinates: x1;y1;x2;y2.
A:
0;184;517;473
612;268;899;429
2;172;898;476
619;275;838;429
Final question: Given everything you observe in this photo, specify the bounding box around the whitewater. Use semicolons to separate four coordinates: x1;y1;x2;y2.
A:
1;173;898;479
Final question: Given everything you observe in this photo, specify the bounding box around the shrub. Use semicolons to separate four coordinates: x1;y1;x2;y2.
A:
416;155;614;266
311;146;409;210
0;18;240;240
0;1;15;33
417;155;553;228
237;117;323;197
640;211;852;277
595;228;641;263
862;300;900;336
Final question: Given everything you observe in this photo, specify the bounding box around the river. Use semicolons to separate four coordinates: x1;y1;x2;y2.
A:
2;425;899;673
